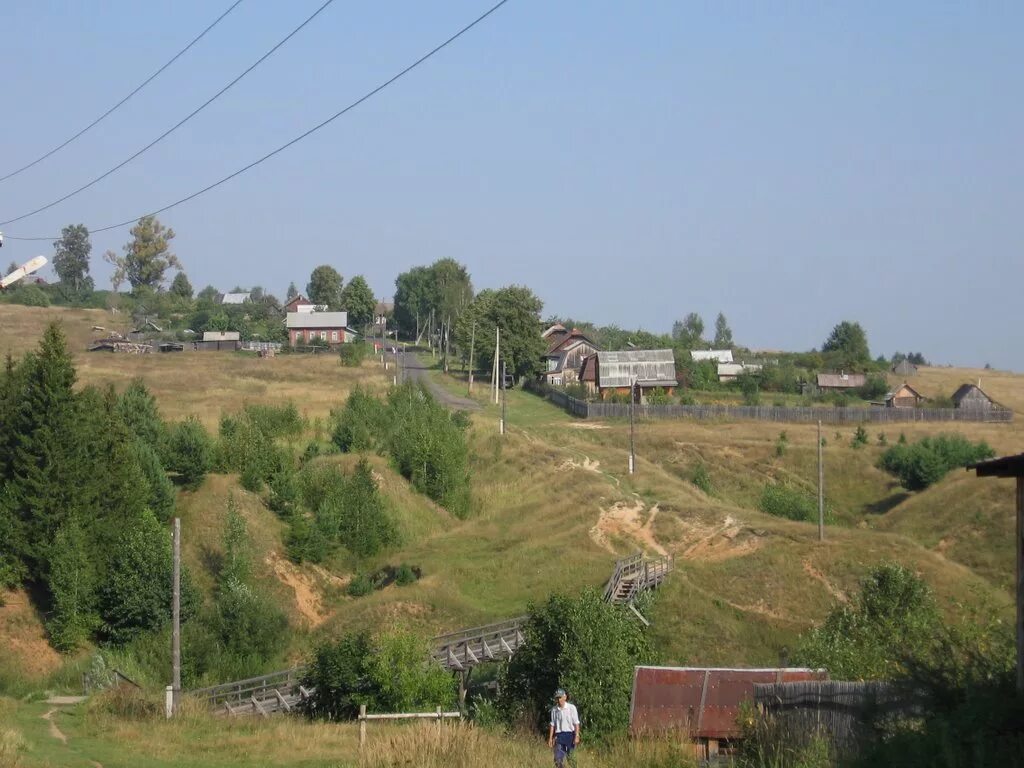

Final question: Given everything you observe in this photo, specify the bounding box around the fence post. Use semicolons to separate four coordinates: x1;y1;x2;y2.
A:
437;706;443;735
359;704;367;748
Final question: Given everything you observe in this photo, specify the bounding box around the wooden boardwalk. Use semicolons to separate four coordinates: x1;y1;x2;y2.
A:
194;552;673;717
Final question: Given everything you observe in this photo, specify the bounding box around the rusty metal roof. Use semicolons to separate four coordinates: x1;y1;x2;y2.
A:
629;665;829;739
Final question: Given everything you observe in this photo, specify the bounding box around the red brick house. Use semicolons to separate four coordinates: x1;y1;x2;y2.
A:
283;294;327;314
286;312;358;346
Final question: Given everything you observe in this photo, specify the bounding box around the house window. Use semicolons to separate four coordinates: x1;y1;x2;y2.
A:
320;331;327;341
332;330;339;342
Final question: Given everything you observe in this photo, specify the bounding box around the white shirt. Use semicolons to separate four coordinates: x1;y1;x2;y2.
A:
550;702;580;733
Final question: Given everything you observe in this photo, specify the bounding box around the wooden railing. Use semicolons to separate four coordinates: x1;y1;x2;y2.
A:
196;554;674;714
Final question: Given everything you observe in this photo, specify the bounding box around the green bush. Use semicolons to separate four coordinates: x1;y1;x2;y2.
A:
98;510;199;645
303;630;455;720
331;387;385;452
691;462;713;495
759;483;828;524
499;589;651;739
346;574;374;597
794;563;939;680
395;563;418;586
878;434;995;490
775;431;788;457
338;341;370;367
851;424;869;449
240;403;304;438
166;417;213;489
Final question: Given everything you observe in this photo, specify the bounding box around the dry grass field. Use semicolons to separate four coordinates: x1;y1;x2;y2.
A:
1;305;1022;765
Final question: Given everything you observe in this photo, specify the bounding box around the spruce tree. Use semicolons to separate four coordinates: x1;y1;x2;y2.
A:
47;515;99;651
8;324;79;575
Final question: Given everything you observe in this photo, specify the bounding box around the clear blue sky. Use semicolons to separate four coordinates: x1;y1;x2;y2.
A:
2;1;1021;368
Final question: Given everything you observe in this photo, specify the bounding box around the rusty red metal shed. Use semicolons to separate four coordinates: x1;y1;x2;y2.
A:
630;665;829;741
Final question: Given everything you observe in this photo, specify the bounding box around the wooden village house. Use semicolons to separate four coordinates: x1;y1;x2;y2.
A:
283;294;327;314
952;383;998;412
816;372;867;393
579;349;678;401
542;325;600;386
286;311;358;346
885;383;925;408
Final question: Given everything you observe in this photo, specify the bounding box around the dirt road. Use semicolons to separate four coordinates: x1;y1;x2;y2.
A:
401;353;481;411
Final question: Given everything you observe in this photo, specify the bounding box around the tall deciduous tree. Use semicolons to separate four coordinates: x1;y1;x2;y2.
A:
52;224;93;292
713;312;733;348
105;216;180;292
822;321;871;368
340;276;376;329
393;260;473;341
307;265;344;309
672;312;705;348
456;285;544;379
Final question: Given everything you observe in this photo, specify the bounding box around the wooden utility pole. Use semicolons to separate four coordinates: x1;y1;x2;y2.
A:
493;327;501;405
171;517;181;715
467;321;476;393
628;378;636;475
500;360;507;435
817;421;825;542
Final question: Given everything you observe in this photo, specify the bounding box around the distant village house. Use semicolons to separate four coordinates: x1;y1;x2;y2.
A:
885;383;925;408
816;372;867;392
542;325;600;386
691;349;734;364
717;362;763;383
196;331;241;351
891;359;919;377
217;292;250;305
579;349;677;401
283;294;327;314
952;383;998;412
286;311;357;346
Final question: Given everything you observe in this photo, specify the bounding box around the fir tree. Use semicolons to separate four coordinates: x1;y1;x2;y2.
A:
47;515;99;651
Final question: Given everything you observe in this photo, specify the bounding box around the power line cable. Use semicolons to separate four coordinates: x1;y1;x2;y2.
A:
0;0;338;227
0;0;247;184
4;0;512;242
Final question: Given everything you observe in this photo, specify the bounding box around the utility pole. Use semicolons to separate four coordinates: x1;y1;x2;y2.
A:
817;420;825;542
493;327;501;405
467;321;476;394
500;360;507;435
171;517;181;716
628;378;636;475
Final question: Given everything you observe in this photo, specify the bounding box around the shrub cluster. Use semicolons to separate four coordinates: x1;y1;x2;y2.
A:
878;434;994;490
346;563;421;597
759;483;831;524
331;383;471;517
217;404;303;492
303;630;455;720
287;459;398;563
338;341;370;367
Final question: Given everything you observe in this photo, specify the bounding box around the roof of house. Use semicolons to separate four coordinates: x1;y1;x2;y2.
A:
284;294;310;308
970;453;1024;478
718;362;762;377
546;329;597;356
220;292;250;305
691;349;734;363
887;383;924;400
952;383;994;404
595;349;677;388
286;311;349;329
817;373;867;389
203;331;240;341
542;323;567;339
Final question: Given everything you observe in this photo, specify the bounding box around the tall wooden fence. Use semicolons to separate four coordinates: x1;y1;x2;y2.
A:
754;680;896;756
546;391;1012;424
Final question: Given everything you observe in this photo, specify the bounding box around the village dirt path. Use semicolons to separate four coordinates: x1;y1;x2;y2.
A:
41;706;104;768
404;354;481;411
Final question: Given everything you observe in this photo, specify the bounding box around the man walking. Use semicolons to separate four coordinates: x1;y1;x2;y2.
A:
547;688;580;767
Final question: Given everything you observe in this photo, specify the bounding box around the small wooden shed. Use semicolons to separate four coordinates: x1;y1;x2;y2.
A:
885;383;925;408
952;383;997;411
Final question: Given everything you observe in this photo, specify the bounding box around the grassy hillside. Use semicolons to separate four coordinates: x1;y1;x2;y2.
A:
0;306;1020;723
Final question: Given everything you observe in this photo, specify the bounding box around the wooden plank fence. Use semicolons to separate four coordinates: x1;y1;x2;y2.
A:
547;391;1012;424
358;704;461;747
754;680;897;756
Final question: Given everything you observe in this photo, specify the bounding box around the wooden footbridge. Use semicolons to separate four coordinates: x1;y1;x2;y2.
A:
193;552;672;717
